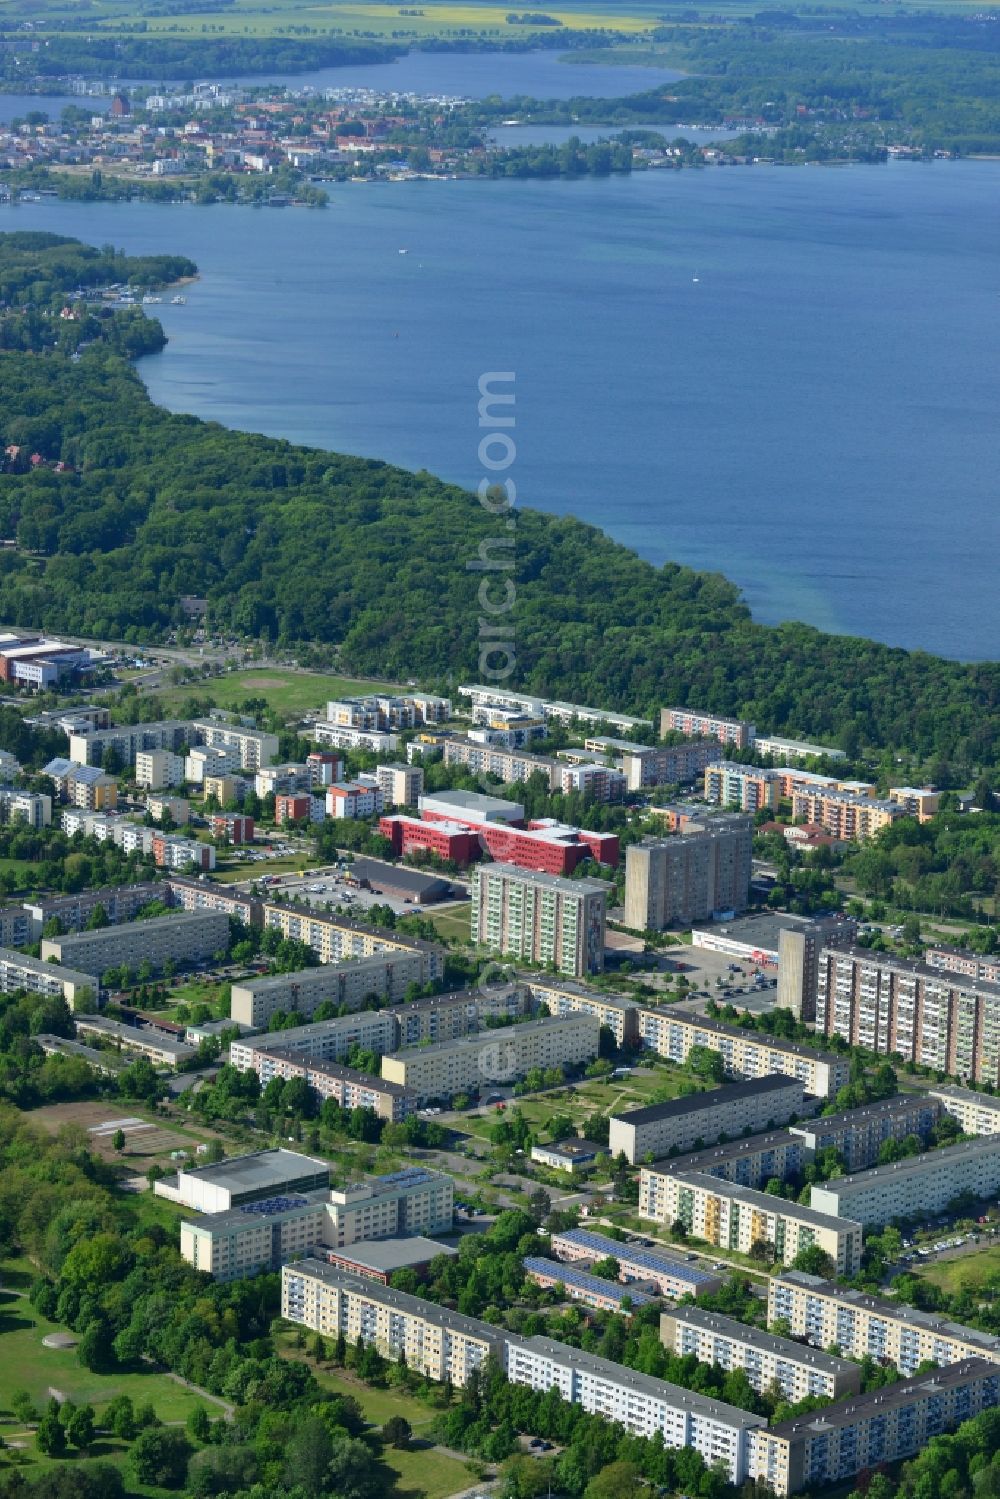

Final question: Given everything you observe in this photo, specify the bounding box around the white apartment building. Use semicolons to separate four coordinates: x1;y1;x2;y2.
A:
312;722;399;753
658;1306;860;1403
809;1136;1000;1224
639;1131;806;1206
185;745;239;783
0;786;52;828
504;1335;764;1484
645;1171;863;1276
768;1269;1000;1374
608;1075;806;1165
753;735;845;764
380;1012;601;1103
192;719;279;771
135;750;185;790
69;719;192;768
636;1005;850;1099
230;1010;398;1069
255;763;312;797
471;863;608;978
229;952;425;1028
460;684;650;733
324;1167;454;1248
326;782;383;819
659;707;754;748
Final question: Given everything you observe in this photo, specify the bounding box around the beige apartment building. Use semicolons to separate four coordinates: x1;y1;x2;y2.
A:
380;1012;601;1103
659;707;754;749
283;1261;502;1384
135;750;185;790
229;953;425;1028
636;1005;850;1099
815;944;1000;1085
767;1269;1000;1373
750;1360;1000;1497
471;864;608;978
261;902;444;984
928;1083;1000;1136
374;763;424;808
608;1075;805;1165
639;1131;806;1207
790;787;906;842
522;973;640;1047
192;719;279;771
41;909;230;977
643;1170;863;1276
658;1306;860;1404
624;816;753;931
0;947;97;1009
788;1093;939;1173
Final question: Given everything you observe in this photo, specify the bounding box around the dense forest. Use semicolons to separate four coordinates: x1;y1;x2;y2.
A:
0;35;404;82
0;233;998;765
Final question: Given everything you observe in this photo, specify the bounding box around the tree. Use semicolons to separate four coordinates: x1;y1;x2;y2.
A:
187;1404;212;1443
127;1427;191;1489
112;1127;126;1153
66;1404;96;1451
36;1409;67;1456
106;1394;137;1439
382;1415;412;1449
283;1415;333;1498
688;1044;726;1084
792;1244;835;1278
584;1461;646;1499
78;1317;116;1373
11;1389;38;1424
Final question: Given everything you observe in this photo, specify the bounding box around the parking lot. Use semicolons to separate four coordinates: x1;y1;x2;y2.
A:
253;867;417;919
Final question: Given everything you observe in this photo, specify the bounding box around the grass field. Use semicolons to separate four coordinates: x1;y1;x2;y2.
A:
425;903;471;942
28;1098;225;1171
917;1245;1000;1296
454;1062;691;1140
213;854;312;883
148;667;404;721
0;1272;217;1428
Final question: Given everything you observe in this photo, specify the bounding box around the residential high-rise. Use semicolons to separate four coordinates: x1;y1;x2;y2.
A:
470;863;608;976
815;945;1000;1085
776;913;857;1022
624;815;752;931
659;707;754;749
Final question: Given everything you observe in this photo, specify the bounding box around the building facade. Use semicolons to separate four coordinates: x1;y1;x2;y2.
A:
380;1013;601;1103
470;864;608;978
659;1306;860;1403
229;953;426;1029
809;1137;1000;1225
608;1075;806;1165
624;817;753;931
41;909;229;977
659;707;754;749
636;1006;850;1099
788;1094;940;1173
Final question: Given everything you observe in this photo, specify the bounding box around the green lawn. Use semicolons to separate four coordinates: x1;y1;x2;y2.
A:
149;668;405;721
213;855;311;884
382;1441;472;1499
917;1244;1000;1296
0;1283;216;1425
425;904;471;943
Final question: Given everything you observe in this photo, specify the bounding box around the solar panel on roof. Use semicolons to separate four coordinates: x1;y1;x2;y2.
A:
523;1258;653;1306
555;1229;717;1285
239;1195;309;1216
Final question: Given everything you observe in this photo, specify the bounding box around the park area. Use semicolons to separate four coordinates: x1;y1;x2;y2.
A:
150;666;403;721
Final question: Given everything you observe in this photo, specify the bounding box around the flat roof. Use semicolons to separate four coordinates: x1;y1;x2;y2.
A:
178;1147;330;1191
352;857;451;896
773;1270;1000;1355
231;958;399;996
661;1305;857;1374
0;946;96;987
648;1006;848;1068
262;901;442;955
420;788;524;817
329;1235;457;1273
929;1084;1000;1110
389;1013;597;1060
524;1257;653;1306
475;863;611;897
184;1188;330;1234
697;912;825;948
790;1094;937;1136
55;909;224;947
73;1014;195;1056
259;1048;410;1097
671;1172;862;1234
811;1136;1000;1195
827;946;1000;999
510;1333;766;1429
612;1074;800;1129
766;1359;996;1439
534;1139;605;1159
286;1259;499;1345
551;1228;720;1286
645;1127;801;1177
519;973;638;1011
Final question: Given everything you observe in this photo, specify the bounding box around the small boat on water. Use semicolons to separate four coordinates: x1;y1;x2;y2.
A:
170;295;187;305
142;295;162;305
398;248;409;255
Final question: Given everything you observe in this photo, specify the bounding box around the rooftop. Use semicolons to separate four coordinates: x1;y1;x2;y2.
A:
790;1094;937;1136
519;973;638;1012
511;1333;766;1429
262;900;443;955
698;911;836;951
73;1014;194;1057
612;1074;800;1129
0;946;96;986
670;1172;862;1234
811;1136;1000;1195
184;1188;329;1234
55;909;222;946
650;1006;848;1069
419;788;524;819
766;1358;997;1438
389;1013;597;1060
551;1228;720;1286
258;1048;411;1097
645;1127;801;1177
774;1270;1000;1355
828;945;1000;999
328;1235;457;1273
524;1257;653;1306
534;1139;605;1160
475;863;611;897
286;1260;495;1344
928;1084;1000;1110
660;1305;857;1374
177;1147;330;1191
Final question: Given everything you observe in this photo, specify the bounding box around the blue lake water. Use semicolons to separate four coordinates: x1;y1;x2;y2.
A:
12;158;1000;661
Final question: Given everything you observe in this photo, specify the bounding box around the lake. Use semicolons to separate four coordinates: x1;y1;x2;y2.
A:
11;159;1000;661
